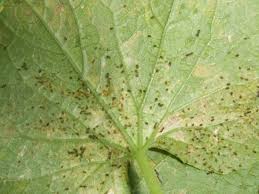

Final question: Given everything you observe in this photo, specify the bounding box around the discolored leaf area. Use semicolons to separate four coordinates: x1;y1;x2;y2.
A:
0;0;258;194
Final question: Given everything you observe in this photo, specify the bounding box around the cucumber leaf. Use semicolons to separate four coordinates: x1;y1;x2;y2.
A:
0;0;258;193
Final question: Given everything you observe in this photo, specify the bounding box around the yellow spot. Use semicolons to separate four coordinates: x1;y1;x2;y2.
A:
0;5;4;13
194;64;210;78
172;131;186;142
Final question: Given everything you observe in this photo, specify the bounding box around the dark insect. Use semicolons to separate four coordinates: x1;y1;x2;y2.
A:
185;52;193;57
21;62;28;70
159;127;165;133
158;103;164;107
0;84;7;88
195;29;201;37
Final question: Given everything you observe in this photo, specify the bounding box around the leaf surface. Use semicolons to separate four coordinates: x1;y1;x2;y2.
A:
0;0;258;193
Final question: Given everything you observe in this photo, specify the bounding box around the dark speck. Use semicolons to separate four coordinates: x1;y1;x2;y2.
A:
0;84;7;88
185;52;193;57
195;29;201;37
21;62;28;70
158;103;164;107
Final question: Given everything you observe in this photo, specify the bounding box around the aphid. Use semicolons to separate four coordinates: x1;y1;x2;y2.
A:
195;29;201;37
107;151;112;159
21;62;28;70
206;170;214;175
185;52;193;57
235;54;239;57
0;84;7;88
89;134;98;139
79;185;87;188
159;127;165;133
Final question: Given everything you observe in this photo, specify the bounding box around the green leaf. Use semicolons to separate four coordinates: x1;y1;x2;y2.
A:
0;0;258;193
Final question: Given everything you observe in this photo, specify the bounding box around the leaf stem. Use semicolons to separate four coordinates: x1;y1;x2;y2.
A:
134;149;163;194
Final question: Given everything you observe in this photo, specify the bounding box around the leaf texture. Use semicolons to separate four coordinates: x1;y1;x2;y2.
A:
0;0;258;193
